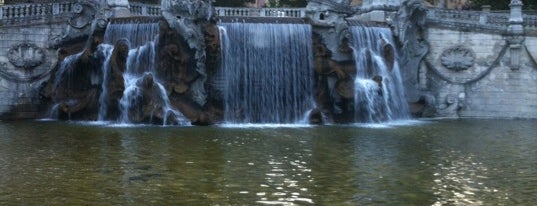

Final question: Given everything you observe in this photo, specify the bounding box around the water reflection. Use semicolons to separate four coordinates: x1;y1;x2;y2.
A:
0;120;536;205
431;150;507;205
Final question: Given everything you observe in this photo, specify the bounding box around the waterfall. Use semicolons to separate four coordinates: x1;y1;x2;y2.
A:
101;22;187;125
218;22;314;124
117;38;187;125
103;22;160;48
350;26;410;122
53;52;81;89
97;44;114;121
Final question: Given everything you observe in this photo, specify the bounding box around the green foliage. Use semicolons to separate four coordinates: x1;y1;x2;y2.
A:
278;0;308;7
213;0;255;7
130;0;160;4
469;0;537;10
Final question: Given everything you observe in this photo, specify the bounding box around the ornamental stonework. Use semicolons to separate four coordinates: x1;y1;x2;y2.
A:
440;46;475;71
7;43;46;70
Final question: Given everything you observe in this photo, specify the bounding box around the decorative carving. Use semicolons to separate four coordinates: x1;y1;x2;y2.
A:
440;46;475;71
161;0;215;106
392;0;429;102
436;93;465;118
7;43;46;69
68;1;98;29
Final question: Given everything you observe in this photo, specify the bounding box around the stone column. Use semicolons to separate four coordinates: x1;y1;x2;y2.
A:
508;0;524;70
107;0;131;18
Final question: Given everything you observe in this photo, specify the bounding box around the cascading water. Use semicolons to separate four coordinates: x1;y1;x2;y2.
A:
103;22;160;48
97;44;114;121
118;41;187;125
350;26;410;122
97;21;187;125
218;22;314;124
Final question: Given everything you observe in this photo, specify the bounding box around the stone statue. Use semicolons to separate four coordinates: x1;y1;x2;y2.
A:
392;0;429;103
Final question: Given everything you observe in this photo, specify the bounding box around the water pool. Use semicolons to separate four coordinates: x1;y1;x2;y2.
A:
0;119;535;205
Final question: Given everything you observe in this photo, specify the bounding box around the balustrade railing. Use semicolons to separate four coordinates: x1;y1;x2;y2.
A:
215;7;306;18
525;15;537;29
1;2;536;34
130;3;161;16
426;8;510;32
0;1;73;21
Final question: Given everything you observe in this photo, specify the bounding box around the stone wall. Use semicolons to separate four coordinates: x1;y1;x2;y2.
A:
0;25;64;118
423;28;537;118
0;1;105;119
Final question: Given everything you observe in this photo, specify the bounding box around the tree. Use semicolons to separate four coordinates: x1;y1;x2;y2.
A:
278;0;308;7
213;0;255;7
469;0;536;10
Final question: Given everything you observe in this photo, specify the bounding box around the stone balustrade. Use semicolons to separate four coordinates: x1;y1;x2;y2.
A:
426;8;537;35
426;8;509;32
128;5;306;18
1;1;536;34
130;2;161;16
0;2;73;20
525;15;537;28
215;7;306;18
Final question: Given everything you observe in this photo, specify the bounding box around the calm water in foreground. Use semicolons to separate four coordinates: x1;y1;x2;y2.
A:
0;119;536;205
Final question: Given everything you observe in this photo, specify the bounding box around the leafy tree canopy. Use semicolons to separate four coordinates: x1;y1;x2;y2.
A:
469;0;536;10
274;0;308;7
213;0;254;7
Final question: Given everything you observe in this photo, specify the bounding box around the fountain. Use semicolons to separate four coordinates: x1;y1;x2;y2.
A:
43;19;189;125
38;0;412;126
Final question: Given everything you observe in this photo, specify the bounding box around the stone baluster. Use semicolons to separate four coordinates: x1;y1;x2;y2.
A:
507;0;524;70
52;3;59;15
30;4;35;17
141;5;147;16
0;7;3;20
479;6;490;24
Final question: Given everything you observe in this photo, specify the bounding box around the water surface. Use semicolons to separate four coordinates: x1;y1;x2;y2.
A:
0;119;536;205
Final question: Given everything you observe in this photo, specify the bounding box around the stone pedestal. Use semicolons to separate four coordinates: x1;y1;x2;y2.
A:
355;0;402;22
508;0;524;70
361;0;402;10
107;0;130;18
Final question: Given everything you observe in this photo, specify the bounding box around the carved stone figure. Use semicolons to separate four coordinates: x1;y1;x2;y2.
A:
41;34;104;120
311;32;358;123
156;18;213;125
104;39;130;119
161;0;215;106
392;0;429;102
437;94;464;118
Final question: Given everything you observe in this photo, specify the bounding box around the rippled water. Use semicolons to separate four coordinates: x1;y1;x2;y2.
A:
0;119;536;205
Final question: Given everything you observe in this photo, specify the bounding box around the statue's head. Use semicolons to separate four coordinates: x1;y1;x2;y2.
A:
115;39;130;57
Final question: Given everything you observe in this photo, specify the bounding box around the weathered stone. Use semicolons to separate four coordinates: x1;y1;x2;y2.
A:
161;0;214;106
